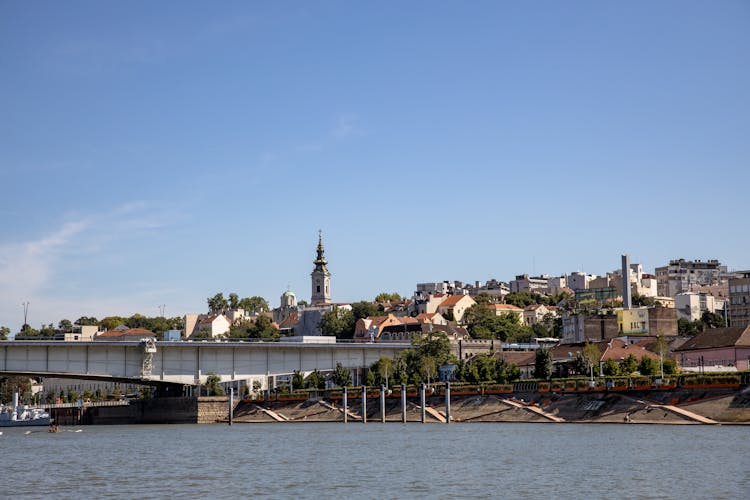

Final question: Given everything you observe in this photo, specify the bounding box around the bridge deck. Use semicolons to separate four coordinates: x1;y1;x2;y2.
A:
0;340;410;387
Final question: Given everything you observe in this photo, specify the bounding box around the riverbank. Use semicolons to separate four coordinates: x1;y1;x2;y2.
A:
231;387;750;425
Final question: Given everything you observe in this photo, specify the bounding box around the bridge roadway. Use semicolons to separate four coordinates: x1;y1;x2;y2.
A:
0;340;410;387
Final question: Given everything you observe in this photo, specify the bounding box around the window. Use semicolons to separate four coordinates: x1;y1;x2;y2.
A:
317;285;321;293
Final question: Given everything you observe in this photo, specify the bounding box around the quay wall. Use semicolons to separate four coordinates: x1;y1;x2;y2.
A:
85;396;237;424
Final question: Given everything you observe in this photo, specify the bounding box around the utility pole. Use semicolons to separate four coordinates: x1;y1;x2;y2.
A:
22;301;30;327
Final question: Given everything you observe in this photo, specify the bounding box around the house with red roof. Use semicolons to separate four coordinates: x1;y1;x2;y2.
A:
437;295;476;323
487;303;524;324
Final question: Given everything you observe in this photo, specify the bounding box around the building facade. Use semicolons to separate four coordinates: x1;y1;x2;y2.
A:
655;259;727;297
728;272;750;328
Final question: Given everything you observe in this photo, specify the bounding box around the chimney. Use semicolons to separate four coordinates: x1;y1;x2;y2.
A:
622;254;631;309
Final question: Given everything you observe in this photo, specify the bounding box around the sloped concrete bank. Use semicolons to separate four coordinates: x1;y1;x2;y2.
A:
232;387;750;425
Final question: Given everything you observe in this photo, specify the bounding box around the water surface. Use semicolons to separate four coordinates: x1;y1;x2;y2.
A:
3;423;747;499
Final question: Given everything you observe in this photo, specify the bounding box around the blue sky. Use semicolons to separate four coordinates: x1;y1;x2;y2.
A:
1;1;748;330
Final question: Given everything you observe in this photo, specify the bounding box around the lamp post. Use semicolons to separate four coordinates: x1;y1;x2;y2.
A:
22;301;30;328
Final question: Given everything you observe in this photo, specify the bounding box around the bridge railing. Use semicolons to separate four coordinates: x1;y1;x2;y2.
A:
38;400;130;409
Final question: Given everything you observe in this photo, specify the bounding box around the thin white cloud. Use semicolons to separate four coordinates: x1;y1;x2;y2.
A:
0;202;178;330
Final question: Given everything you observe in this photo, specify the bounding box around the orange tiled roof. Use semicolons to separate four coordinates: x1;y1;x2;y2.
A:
439;295;469;307
98;327;155;337
488;304;523;311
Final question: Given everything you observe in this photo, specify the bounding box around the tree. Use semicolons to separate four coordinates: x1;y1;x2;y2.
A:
504;292;540;308
420;356;437;386
100;316;127;331
662;359;678;375
473;294;493;306
632;294;656;307
413;332;455;367
371;356;394;388
465;353;497;384
365;368;376;387
319;306;355;339
75;316;98;326
0;326;10;340
678;318;704;336
701;311;725;329
250;315;279;339
620;354;639;374
392;356;408;385
239;296;270;313
654;335;669;378
497;360;521;383
203;373;225;396
602;359;620;376
18;324;39;337
292;371;304;391
581;342;601;380
375;292;402;303
350;301;379;321
638;356;657;376
57;319;73;332
0;376;32;403
332;363;351;387
228;293;240;310
305;370;326;390
534;348;552;379
207;293;228;313
463;304;530;341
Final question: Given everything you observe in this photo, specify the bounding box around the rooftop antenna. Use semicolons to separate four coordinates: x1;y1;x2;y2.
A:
22;301;29;326
158;304;166;317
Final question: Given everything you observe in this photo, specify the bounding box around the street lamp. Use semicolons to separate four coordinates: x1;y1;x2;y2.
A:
22;301;30;327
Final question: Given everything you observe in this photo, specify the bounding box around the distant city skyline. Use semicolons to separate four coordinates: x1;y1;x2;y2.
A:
1;1;749;330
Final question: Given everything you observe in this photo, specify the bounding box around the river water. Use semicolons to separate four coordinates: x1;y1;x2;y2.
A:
2;423;747;499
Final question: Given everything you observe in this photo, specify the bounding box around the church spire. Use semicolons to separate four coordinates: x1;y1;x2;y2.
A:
311;230;331;304
313;229;328;273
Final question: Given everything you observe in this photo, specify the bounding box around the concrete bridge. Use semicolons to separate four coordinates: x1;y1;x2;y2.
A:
0;340;410;389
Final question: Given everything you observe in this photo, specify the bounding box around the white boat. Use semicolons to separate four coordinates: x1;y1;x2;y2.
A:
0;393;51;427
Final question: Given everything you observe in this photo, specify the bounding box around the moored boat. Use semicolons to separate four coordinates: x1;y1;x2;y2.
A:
0;393;51;427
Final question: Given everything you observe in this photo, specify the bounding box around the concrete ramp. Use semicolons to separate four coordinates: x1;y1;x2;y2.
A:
253;405;288;422
503;398;565;422
415;404;446;423
318;400;362;421
661;405;719;424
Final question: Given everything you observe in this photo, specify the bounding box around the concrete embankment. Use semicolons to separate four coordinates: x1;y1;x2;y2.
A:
75;386;750;425
231;387;750;425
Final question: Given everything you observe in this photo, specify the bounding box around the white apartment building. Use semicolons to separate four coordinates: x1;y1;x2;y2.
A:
674;292;719;322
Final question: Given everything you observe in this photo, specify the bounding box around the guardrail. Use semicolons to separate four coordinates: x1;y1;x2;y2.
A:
243;371;748;403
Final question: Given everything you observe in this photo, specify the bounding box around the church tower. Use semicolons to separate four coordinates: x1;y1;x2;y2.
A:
311;231;331;305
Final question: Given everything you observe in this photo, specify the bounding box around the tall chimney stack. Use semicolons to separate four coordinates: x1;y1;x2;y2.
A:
621;254;631;309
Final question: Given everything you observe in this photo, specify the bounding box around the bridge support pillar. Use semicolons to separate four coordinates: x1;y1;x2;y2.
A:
401;383;407;423
445;382;451;424
342;387;347;424
420;384;426;423
361;386;367;424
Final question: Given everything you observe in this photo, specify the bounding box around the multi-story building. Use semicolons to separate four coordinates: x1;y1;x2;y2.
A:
655;259;727;297
675;292;718;322
567;272;595;291
728;272;750;328
546;276;567;295
510;274;549;294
